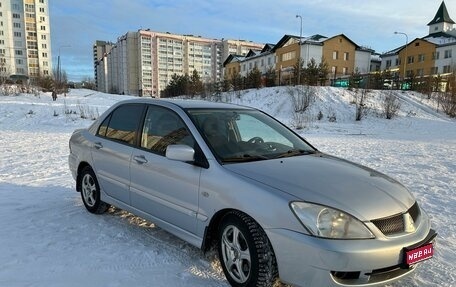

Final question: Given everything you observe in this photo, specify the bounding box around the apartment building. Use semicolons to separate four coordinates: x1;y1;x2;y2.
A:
0;0;52;81
93;40;113;89
381;1;456;80
94;30;264;97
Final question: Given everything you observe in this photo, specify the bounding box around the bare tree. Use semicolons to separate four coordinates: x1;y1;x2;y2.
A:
439;73;456;117
354;88;370;121
288;86;315;113
382;91;401;119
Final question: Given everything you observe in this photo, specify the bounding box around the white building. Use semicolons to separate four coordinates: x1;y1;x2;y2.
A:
0;0;52;81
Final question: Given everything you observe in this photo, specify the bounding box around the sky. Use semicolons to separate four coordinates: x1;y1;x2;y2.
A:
49;0;456;82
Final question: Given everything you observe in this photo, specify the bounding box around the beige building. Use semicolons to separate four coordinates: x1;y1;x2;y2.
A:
95;30;263;97
0;0;52;82
271;34;372;84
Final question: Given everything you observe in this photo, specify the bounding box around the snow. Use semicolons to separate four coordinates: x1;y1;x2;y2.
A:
0;87;455;287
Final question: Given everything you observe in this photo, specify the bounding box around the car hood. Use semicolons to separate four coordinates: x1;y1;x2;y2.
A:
223;153;415;221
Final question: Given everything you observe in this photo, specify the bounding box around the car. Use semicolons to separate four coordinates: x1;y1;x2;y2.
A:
68;98;436;287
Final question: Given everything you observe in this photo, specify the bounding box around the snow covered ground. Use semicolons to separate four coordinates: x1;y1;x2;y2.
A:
0;87;454;287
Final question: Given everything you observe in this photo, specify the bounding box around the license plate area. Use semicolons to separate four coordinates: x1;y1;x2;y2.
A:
404;243;434;266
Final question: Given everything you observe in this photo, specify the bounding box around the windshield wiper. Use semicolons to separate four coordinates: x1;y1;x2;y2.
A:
222;154;269;163
275;149;316;159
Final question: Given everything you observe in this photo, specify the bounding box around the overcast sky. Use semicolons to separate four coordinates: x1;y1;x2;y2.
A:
49;0;455;82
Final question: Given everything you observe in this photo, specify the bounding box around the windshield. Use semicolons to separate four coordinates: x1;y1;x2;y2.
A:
186;108;316;163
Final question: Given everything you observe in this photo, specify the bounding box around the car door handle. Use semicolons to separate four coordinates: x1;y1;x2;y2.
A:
133;155;148;164
94;142;103;149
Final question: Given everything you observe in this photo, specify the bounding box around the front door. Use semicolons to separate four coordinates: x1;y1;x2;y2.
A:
129;105;200;234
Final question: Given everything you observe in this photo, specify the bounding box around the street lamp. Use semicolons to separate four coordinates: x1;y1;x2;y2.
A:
296;14;303;85
57;45;71;83
394;31;408;86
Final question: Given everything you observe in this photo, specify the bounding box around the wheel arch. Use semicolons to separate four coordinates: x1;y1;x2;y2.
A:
202;208;274;253
76;161;92;192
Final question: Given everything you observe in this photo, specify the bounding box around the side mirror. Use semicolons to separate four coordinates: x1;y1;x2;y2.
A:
166;144;195;162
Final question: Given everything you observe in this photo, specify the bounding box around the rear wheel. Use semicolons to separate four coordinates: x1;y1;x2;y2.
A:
79;166;109;214
218;211;278;287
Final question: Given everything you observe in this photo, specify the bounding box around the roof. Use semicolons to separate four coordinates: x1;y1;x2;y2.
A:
115;98;254;110
423;32;456;46
223;54;245;67
427;1;455;26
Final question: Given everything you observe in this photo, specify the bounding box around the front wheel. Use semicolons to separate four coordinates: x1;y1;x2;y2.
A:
79;166;109;214
218;211;278;287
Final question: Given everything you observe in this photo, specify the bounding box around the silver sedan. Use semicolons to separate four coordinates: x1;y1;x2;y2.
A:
68;98;436;287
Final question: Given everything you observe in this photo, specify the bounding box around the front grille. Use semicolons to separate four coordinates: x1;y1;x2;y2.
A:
372;213;404;235
371;202;421;236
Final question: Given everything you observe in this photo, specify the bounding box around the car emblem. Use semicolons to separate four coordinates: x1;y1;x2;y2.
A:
404;213;416;233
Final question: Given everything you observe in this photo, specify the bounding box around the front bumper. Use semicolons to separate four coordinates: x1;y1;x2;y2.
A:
265;216;435;287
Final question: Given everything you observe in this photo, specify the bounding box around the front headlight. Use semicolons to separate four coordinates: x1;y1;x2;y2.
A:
290;202;374;239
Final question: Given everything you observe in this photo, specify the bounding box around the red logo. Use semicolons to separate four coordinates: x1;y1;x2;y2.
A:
406;243;433;265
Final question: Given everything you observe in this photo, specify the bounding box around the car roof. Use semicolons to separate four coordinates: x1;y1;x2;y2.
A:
116;98;254;110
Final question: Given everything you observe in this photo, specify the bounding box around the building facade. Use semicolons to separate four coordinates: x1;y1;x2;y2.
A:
381;1;456;81
0;0;52;82
94;30;263;97
93;40;113;90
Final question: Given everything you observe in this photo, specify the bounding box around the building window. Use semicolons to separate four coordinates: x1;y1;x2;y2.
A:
40;26;46;31
342;67;347;75
444;50;452;59
14;32;21;37
395;58;400;66
333;51;338;60
344;52;349;61
416;68;424;77
432;51;440;60
430;67;438;74
13;13;20;19
407;56;414;64
386;59;392;68
13;23;21;28
281;51;296;61
418;54;425;62
41;35;46;40
42;52;47;57
443;65;451;73
15;50;23;55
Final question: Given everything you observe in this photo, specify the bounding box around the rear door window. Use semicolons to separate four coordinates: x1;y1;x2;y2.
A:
97;104;144;145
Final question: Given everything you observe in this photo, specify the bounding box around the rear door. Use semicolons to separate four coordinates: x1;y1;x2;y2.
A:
130;105;201;234
92;104;145;204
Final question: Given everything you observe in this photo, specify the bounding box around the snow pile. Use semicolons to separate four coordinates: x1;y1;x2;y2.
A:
0;87;454;287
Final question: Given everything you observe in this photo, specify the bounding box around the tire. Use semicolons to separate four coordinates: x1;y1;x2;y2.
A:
79;166;110;214
218;211;278;287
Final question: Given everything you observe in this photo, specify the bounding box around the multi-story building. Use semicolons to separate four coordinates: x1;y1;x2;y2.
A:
381;1;456;81
94;30;264;97
93;40;113;89
0;0;52;82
